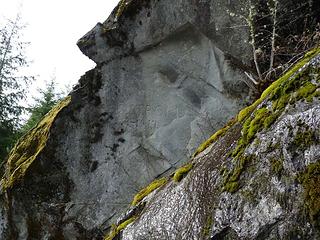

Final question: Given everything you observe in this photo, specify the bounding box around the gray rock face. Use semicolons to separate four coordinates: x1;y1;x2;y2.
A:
0;0;252;239
118;50;320;240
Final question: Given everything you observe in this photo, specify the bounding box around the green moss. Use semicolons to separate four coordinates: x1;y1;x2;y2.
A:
272;94;291;111
298;161;320;226
236;47;320;123
306;90;319;102
193;118;237;158
295;82;317;101
115;0;127;19
202;215;213;237
270;158;283;176
223;155;252;193
131;177;167;206
195;48;319;168
240;189;257;204
263;112;280;129
232;108;271;159
231;138;246;158
306;89;320;102
237;105;256;122
292;129;315;151
173;163;194;182
223;181;240;193
1;96;72;190
246;108;270;142
219;166;228;176
222;48;320;194
104;216;136;240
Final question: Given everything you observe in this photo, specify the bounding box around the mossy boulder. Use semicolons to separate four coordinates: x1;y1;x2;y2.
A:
1;96;71;190
111;48;320;239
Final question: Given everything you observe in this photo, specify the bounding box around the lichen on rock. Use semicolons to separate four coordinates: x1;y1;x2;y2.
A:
1;96;71;190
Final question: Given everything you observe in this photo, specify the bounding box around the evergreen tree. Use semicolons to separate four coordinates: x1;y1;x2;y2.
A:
0;14;33;161
21;78;62;134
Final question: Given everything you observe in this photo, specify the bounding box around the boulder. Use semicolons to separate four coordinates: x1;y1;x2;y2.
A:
113;48;320;240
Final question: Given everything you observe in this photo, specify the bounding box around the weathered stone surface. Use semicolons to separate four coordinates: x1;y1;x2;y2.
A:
0;0;252;238
1;0;318;239
117;49;320;240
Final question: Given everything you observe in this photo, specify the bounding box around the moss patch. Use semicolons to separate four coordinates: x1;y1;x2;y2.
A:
114;0;151;21
115;0;127;19
298;161;320;226
202;215;213;237
193;118;237;158
1;96;71;190
223;155;253;193
194;48;319;163
231;107;273;160
292;129;315;152
173;163;194;182
104;216;136;240
237;47;320;124
131;177;167;206
270;158;284;176
240;189;257;204
223;48;320;193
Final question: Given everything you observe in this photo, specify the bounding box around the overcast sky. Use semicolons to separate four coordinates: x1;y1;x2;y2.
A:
0;0;119;97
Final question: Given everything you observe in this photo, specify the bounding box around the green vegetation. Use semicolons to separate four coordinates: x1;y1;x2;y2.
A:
298;161;320;226
292;129;315;151
193;118;236;158
21;79;64;134
237;47;320;124
270;158;283;176
231;107;273;161
295;82;317;101
306;89;320;102
115;0;127;20
240;189;257;204
0;15;34;162
223;155;253;193
1;96;71;190
202;215;213;237
173;163;194;182
104;216;136;240
222;48;320;193
131;177;167;206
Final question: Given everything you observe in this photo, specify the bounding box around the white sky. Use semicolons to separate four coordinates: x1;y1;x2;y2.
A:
0;0;119;97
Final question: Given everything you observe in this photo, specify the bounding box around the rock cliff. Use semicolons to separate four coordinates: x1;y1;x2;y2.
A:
0;0;251;238
0;0;319;239
112;47;320;240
